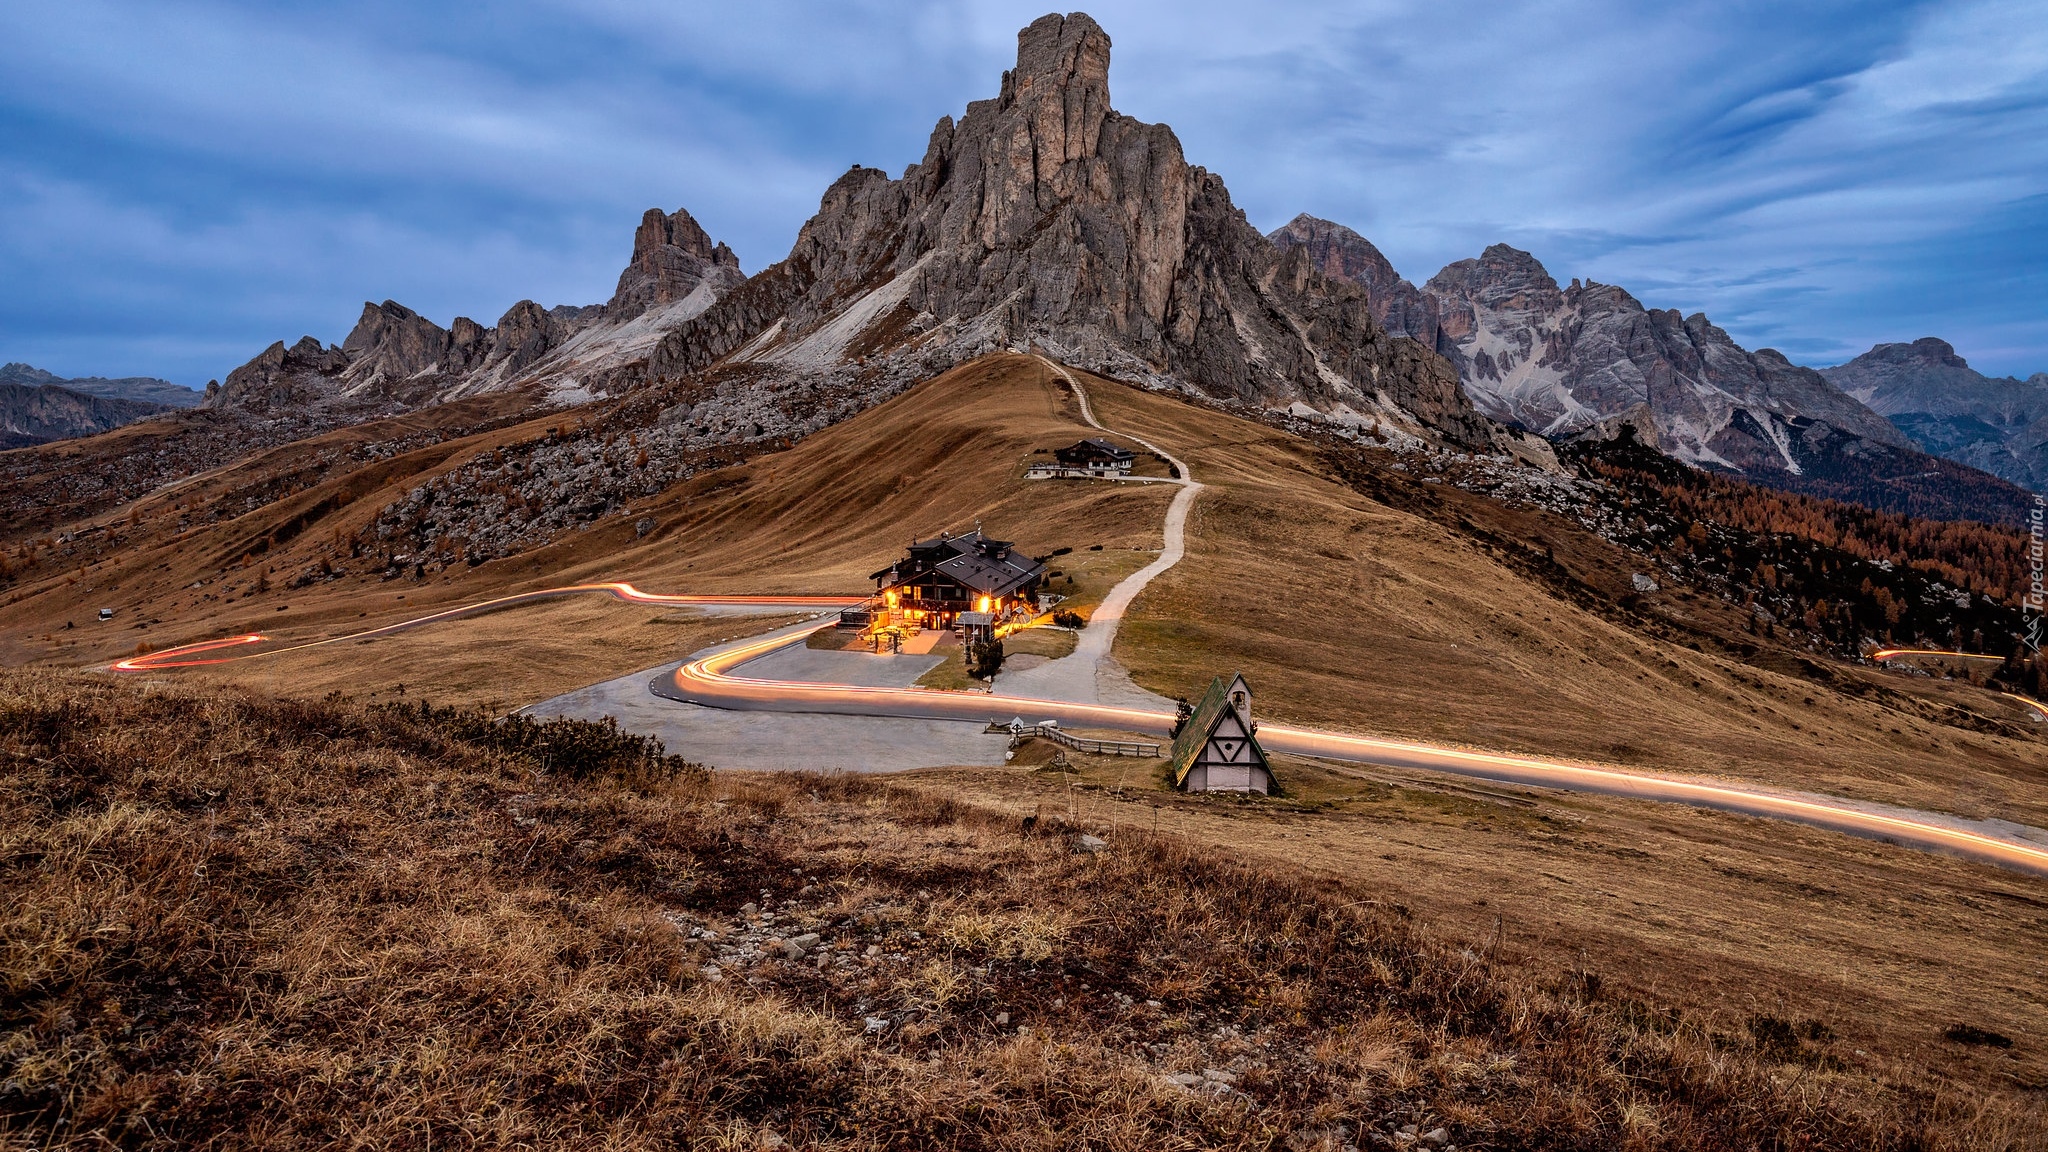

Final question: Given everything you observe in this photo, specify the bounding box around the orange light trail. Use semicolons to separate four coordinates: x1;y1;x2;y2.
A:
1872;647;2003;662
104;587;2048;877
2002;692;2048;721
1870;647;2048;723
109;583;862;673
661;629;2048;878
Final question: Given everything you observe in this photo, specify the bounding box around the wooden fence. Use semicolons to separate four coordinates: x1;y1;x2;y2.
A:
987;721;1160;758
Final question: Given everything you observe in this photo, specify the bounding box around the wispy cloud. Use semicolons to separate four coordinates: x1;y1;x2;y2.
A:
2;0;2043;383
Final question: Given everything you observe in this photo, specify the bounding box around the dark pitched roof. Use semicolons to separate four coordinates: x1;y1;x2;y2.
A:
935;548;1043;597
873;529;1045;596
1056;437;1135;461
1168;673;1269;788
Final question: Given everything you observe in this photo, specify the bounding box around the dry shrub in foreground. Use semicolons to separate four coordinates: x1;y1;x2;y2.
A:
0;668;2038;1150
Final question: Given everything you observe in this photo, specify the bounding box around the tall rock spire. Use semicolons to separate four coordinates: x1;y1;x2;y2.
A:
648;11;1494;446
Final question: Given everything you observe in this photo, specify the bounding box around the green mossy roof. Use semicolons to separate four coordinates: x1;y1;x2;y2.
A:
1168;673;1268;788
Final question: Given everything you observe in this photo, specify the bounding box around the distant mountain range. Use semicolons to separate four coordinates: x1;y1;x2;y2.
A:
1821;338;2048;493
207;13;1499;459
1267;216;2041;520
202;206;741;419
0;364;201;449
172;12;2041;528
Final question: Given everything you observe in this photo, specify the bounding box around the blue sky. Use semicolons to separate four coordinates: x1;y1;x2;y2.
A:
3;0;2045;387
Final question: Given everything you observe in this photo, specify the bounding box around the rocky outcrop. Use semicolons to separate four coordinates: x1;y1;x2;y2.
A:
1268;228;1909;475
608;207;745;322
650;13;1492;446
1821;337;2048;491
486;300;559;377
1268;215;1448;359
0;382;172;449
206;205;746;418
208;336;352;413
0;363;200;409
338;300;468;392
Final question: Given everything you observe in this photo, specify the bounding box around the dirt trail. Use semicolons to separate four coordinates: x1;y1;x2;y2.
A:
992;359;1198;707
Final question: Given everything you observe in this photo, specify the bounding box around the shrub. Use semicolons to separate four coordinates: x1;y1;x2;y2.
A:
378;699;706;785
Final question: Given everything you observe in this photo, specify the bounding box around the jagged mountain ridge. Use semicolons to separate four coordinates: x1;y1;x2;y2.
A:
199;14;1539;455
1268;215;2038;523
1270;216;1906;466
0;363;200;409
205;206;746;418
1820;337;2048;492
647;13;1495;448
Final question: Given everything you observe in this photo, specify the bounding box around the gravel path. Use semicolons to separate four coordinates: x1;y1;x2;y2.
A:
993;358;1193;709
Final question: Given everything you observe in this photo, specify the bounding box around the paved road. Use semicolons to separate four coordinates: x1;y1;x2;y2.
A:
110;583;861;670
658;620;2048;875
529;637;1009;773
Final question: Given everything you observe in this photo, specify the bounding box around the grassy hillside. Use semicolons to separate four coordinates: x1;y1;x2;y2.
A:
0;356;1170;699
3;354;2044;1126
4;668;2038;1150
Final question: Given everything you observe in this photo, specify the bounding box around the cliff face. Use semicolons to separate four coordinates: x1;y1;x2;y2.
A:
609;207;745;323
651;13;1492;446
0;382;171;449
1270;222;1912;473
1822;337;2048;491
1266;215;1449;362
1264;219;2034;516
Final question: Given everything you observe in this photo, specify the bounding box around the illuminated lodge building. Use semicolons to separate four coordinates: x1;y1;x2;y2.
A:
859;529;1047;630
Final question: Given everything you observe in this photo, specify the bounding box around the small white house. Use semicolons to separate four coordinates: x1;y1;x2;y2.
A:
1167;672;1274;794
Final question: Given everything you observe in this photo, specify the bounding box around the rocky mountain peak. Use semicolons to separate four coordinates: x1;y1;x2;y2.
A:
999;12;1114;190
609;206;744;322
0;363;63;388
1263;225;1915;480
1819;336;2048;491
341;301;455;386
206;335;347;411
1426;244;1561;311
1268;215;1452;370
648;11;1494;447
1861;336;1971;371
1269;215;1401;298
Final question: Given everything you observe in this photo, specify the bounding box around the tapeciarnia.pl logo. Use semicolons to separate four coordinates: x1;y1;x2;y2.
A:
2029;495;2045;652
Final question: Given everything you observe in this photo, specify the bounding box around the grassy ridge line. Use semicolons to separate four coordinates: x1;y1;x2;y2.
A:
3;669;2036;1150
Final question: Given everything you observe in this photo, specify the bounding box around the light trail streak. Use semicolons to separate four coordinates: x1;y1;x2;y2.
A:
109;583;861;672
101;362;2048;877
661;628;2048;877
107;575;2048;876
2002;692;2048;721
1872;647;2004;662
1871;648;2048;722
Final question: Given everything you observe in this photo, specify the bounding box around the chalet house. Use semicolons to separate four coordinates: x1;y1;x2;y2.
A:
1054;438;1135;474
1167;673;1275;794
867;529;1046;628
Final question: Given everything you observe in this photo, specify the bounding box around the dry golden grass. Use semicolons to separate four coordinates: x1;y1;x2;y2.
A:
6;667;2039;1150
6;354;2048;1136
921;746;2048;1107
173;599;805;710
1069;368;2048;829
0;357;1168;708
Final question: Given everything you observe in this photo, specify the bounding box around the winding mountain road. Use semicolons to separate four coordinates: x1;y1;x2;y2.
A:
110;584;859;671
110;369;2048;877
